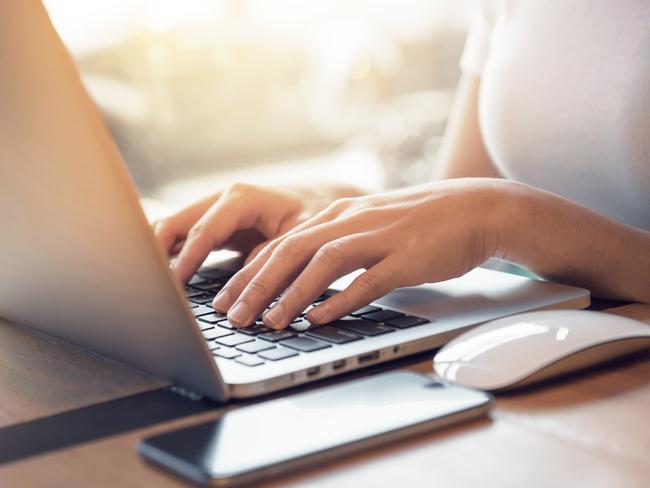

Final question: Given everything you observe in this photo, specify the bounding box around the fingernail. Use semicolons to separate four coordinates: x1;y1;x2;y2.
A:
264;302;287;330
212;289;231;311
228;301;251;326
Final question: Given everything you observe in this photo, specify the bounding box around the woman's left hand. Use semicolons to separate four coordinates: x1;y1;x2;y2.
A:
213;178;515;329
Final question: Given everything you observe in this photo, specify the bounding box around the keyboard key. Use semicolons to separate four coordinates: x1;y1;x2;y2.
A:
191;305;215;317
198;312;228;324
350;305;381;317
214;347;240;359
306;326;362;344
289;318;312;332
188;275;207;286
258;330;297;342
217;319;237;329
192;282;225;293
184;287;201;297
258;347;299;361
301;303;318;315
216;334;255;347
198;267;233;280
281;337;331;352
206;341;220;350
313;294;331;303
237;340;276;354
386;316;431;329
238;324;273;336
189;292;217;305
196;321;216;331
333;318;395;336
202;328;233;340
235;355;265;367
361;310;404;323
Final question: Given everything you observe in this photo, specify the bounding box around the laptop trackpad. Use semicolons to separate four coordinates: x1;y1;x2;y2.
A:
330;267;556;322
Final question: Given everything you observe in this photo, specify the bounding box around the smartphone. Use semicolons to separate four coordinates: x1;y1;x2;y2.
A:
139;371;492;486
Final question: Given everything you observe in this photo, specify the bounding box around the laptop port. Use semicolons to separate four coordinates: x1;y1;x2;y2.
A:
332;360;346;371
306;366;320;377
358;351;380;364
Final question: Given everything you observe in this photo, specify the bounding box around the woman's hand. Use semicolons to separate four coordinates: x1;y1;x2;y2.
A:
214;178;514;329
153;182;364;284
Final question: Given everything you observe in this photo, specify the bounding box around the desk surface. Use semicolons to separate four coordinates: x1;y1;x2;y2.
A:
0;304;649;488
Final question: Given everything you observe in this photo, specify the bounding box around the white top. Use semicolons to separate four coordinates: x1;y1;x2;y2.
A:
460;0;650;231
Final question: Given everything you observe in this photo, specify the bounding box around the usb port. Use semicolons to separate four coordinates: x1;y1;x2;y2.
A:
358;351;380;364
332;360;346;370
306;366;320;377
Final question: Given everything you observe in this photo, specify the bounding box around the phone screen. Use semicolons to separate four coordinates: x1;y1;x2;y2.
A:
140;372;491;485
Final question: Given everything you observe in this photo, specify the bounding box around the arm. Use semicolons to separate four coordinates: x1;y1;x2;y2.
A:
434;72;502;179
436;71;650;303
499;182;650;304
210;72;650;329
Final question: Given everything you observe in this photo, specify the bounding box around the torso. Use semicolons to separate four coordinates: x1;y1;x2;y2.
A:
479;0;650;230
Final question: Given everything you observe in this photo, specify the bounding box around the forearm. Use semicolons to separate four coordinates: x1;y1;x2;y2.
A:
498;182;650;303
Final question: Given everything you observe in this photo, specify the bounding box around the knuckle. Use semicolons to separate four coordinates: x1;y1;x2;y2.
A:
228;267;252;290
274;234;305;259
331;290;352;311
319;203;338;218
331;197;353;211
187;222;208;240
226;182;254;197
246;278;269;296
315;240;346;266
284;282;308;303
323;197;350;216
354;207;384;222
256;240;277;260
154;217;174;235
355;271;380;294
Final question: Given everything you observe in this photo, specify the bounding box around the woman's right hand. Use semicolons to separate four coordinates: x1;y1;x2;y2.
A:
153;182;363;284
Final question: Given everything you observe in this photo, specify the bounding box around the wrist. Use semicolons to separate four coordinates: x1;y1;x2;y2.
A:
488;180;577;275
484;180;538;263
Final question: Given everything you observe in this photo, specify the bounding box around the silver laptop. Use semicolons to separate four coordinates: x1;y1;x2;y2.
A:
0;49;590;403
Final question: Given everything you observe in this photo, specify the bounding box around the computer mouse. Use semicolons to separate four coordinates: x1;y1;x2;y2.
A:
433;310;650;391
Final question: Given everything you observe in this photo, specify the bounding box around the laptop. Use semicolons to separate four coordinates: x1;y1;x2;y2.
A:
0;50;590;403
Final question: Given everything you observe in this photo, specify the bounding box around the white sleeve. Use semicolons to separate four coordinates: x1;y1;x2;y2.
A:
459;0;499;76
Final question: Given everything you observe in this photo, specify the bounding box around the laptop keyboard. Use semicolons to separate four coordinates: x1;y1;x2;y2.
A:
186;267;433;368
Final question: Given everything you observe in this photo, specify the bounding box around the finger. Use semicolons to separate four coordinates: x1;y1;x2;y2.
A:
221;229;324;326
243;240;270;266
170;240;186;256
306;257;401;324
173;198;241;284
223;221;354;326
240;206;308;266
153;195;218;254
263;233;385;329
212;206;343;314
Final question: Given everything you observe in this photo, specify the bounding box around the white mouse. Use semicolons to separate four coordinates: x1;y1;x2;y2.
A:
433;310;650;391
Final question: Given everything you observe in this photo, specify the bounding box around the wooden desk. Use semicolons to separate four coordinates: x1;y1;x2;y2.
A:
0;304;648;487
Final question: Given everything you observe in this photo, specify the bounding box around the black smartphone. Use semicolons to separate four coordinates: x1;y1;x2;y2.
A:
139;371;492;486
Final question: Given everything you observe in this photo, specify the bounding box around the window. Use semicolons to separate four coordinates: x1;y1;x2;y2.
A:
45;0;472;205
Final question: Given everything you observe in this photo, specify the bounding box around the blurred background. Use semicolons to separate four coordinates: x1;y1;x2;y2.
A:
44;0;473;207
